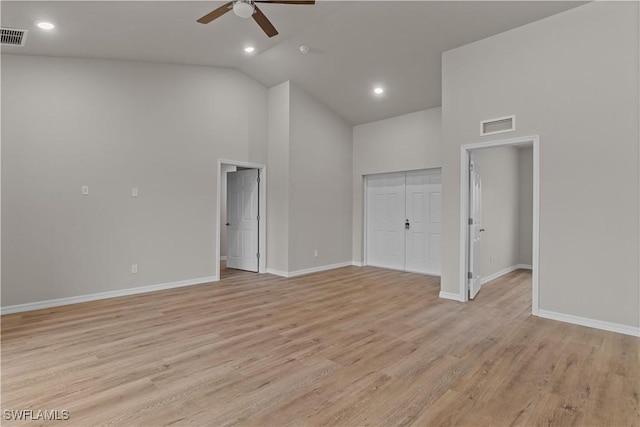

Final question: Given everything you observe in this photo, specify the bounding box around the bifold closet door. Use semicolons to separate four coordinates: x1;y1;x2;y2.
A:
366;172;406;270
366;169;441;275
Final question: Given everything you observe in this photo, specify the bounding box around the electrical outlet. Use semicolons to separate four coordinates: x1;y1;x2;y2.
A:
131;264;138;274
490;256;493;265
314;250;318;258
81;185;89;195
132;187;139;197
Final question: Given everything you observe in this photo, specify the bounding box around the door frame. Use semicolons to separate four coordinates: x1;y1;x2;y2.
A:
216;159;267;280
363;168;442;275
458;135;540;315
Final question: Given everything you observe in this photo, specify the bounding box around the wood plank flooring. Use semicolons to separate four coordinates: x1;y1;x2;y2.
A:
2;266;638;426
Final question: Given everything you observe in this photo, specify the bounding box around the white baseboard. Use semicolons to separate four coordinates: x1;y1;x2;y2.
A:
266;268;289;277
267;262;353;278
439;291;464;302
288;262;352;278
1;276;218;315
366;262;402;271
481;264;531;285
404;267;441;277
537;309;640;337
220;256;227;261
351;261;363;267
366;263;440;277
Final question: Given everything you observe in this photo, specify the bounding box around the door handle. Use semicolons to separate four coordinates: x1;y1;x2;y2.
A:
480;228;485;232
405;219;410;230
226;223;230;226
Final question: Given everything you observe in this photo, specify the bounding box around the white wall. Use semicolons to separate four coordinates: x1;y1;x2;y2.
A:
352;108;442;263
441;2;639;327
266;82;291;273
289;83;353;272
1;54;267;307
475;146;521;278
266;81;352;274
518;147;533;266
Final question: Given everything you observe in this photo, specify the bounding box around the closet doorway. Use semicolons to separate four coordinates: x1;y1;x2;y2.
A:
365;169;442;276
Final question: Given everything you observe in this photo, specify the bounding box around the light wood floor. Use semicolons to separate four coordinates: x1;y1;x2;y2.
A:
2;266;639;426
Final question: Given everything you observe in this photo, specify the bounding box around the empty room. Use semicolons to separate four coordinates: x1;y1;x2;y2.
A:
1;1;639;426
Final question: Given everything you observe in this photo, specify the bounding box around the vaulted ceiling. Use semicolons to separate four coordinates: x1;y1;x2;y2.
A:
1;1;585;124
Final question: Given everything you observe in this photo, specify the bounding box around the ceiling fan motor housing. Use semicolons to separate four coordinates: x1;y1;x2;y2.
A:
233;0;255;18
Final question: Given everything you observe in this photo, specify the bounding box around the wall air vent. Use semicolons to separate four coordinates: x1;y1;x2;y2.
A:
1;27;28;46
480;115;515;136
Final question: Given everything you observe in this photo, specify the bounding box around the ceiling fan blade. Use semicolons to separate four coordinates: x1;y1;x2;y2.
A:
197;2;233;24
254;1;315;4
252;5;279;38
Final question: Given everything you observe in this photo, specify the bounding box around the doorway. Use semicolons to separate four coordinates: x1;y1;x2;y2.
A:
365;169;442;276
459;136;540;314
216;160;266;280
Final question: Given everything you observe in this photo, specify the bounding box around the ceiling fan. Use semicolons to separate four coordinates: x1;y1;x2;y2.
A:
197;0;315;38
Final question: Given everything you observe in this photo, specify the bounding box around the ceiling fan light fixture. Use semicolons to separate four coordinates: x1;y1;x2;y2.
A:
233;1;255;19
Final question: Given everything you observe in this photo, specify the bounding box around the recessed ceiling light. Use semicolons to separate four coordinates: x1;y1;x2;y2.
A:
299;45;310;54
244;46;255;53
373;87;384;95
37;22;55;30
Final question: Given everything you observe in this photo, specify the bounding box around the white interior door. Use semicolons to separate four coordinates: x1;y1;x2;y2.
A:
226;169;259;272
405;170;441;275
366;172;406;270
468;154;483;298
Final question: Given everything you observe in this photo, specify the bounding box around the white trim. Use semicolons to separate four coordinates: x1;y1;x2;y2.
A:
532;139;540;315
459;147;469;302
288;262;353;278
439;291;465;302
480;264;531;285
267;262;353;279
404;267;441;277
458;135;540;316
480;115;516;136
0;276;218;315
216;159;267;280
367;262;440;277
363;175;369;267
480;265;519;285
266;268;289;278
637;0;640;342
351;261;363;267
537;309;640;337
220;256;227;261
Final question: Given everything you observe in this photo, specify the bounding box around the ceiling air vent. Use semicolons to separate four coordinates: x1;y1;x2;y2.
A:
480;115;515;136
1;27;28;46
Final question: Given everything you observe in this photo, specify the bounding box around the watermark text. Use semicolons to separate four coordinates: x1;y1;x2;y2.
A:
3;409;70;421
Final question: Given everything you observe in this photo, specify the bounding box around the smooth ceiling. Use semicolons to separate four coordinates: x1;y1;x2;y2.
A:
1;1;585;124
